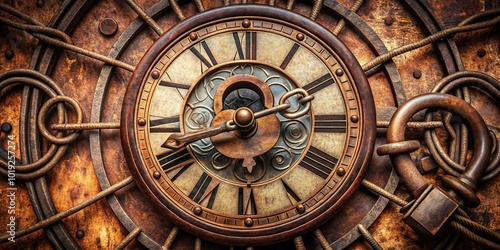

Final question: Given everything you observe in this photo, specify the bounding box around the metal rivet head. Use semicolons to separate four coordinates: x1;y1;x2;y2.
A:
153;171;161;179
350;115;359;123
413;70;422;79
337;167;346;176
76;230;85;239
138;118;146;126
296;204;306;214
335;68;344;76
296;33;305;41
99;18;118;37
384;16;394;26
193;206;203;216
244;218;254;227
36;0;44;7
189;32;198;41
242;19;251;28
1;122;12;134
151;70;160;79
4;50;14;60
477;48;486;57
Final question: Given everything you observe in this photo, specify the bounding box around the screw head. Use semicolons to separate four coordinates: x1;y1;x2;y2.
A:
1;122;12;134
151;70;160;79
477;48;486;57
296;204;306;214
242;19;251;28
189;32;198;41
384;16;394;26
350;115;359;123
138;118;146;126
153;171;161;179
336;167;346;176
413;70;422;79
244;218;254;227
99;18;118;37
296;33;305;41
4;50;14;60
193;206;203;216
76;230;85;239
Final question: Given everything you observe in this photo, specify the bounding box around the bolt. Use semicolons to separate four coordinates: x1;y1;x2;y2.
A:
476;48;486;58
76;230;85;239
384;16;394;26
336;167;346;176
36;0;44;7
99;18;118;37
153;171;161;179
242;19;251;28
138;118;146;126
413;70;422;79
151;70;160;79
296;33;305;41
335;68;344;76
350;115;359;123
4;50;14;60
1;122;12;134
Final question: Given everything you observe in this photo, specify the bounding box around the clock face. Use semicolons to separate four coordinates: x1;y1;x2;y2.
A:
122;5;375;246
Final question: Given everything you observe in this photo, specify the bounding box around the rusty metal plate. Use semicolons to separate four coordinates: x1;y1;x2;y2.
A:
0;0;499;249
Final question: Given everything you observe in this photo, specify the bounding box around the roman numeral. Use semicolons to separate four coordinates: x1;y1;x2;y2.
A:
158;80;190;90
189;172;212;203
280;43;300;69
149;116;180;133
233;32;245;60
246;32;257;60
206;185;219;209
314;115;347;133
238;187;257;215
300;146;338;179
156;148;194;172
190;41;218;68
302;74;335;94
282;180;301;204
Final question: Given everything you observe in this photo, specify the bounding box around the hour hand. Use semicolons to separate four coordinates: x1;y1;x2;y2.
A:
161;122;229;150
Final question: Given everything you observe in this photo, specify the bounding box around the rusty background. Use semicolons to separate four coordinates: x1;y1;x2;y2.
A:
0;0;499;249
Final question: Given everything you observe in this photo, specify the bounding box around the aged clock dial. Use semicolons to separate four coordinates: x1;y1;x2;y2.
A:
122;5;375;246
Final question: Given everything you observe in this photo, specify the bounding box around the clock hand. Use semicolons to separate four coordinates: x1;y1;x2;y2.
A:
162;104;289;150
162;88;314;150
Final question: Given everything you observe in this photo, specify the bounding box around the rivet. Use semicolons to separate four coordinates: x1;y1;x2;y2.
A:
4;50;14;60
189;32;198;41
477;48;486;57
153;171;161;179
350;115;359;123
138;118;146;126
413;70;422;79
384;16;394;26
76;230;85;239
242;19;251;28
296;204;305;214
36;0;44;7
99;18;118;37
193;206;203;216
296;33;305;41
244;218;254;227
1;122;12;134
335;68;344;76
151;70;160;79
336;167;346;176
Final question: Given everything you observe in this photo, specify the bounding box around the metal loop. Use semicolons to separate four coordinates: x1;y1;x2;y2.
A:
38;96;84;145
386;93;491;207
0;69;69;179
278;88;314;119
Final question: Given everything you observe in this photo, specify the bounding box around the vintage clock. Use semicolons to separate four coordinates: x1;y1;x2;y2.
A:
1;0;499;249
121;5;375;246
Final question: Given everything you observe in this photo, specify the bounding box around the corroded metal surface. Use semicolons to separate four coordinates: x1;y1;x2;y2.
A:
0;0;498;249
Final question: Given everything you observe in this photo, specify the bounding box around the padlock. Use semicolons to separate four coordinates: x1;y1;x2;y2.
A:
378;93;491;237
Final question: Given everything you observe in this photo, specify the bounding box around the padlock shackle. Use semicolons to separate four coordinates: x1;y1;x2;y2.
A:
386;93;491;203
